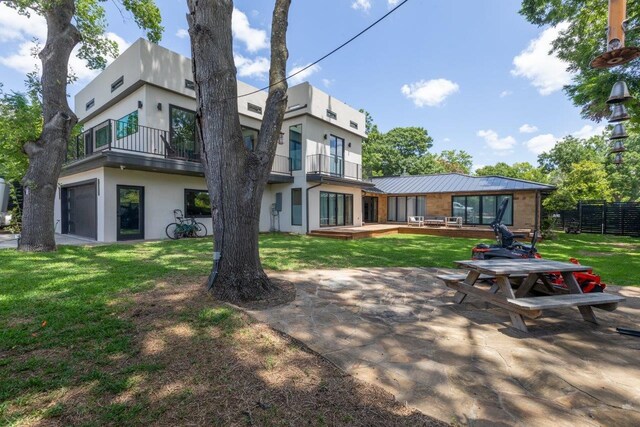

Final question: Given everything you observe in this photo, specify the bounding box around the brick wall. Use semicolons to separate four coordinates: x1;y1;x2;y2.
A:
363;190;540;229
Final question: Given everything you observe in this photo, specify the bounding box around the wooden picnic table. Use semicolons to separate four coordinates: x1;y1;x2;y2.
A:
437;258;625;333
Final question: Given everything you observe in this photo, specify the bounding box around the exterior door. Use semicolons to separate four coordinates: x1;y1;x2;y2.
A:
117;185;144;241
329;135;344;176
61;181;97;240
363;196;378;223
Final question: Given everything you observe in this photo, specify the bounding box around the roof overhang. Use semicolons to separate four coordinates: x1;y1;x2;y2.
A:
306;173;376;189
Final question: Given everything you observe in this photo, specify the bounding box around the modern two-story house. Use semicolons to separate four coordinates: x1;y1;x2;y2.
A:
55;39;373;242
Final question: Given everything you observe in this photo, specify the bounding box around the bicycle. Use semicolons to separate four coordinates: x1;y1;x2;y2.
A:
165;209;208;239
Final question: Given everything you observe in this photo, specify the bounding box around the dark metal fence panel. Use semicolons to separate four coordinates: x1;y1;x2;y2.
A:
553;200;640;237
579;200;606;234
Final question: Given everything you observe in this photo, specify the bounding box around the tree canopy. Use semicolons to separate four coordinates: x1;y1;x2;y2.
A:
475;161;549;183
519;0;640;126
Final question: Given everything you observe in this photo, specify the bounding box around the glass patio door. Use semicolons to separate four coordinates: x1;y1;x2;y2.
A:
329;135;344;176
117;185;145;241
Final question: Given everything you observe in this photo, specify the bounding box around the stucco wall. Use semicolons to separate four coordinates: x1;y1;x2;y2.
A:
55;168;106;240
308;183;363;231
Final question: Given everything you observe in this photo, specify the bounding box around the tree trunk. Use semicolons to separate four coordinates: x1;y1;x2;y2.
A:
187;0;291;302
18;0;81;252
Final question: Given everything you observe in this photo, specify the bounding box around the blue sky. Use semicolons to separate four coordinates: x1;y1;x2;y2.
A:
0;0;606;170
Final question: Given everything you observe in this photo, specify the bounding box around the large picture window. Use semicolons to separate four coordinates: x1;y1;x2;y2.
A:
452;194;513;225
116;111;138;139
291;188;302;226
387;196;426;222
185;189;210;218
320;191;353;227
94;121;112;149
289;124;302;171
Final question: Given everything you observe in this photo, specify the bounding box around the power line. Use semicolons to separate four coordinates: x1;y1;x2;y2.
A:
237;0;411;99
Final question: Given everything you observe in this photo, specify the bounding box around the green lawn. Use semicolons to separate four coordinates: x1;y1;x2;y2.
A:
0;232;637;424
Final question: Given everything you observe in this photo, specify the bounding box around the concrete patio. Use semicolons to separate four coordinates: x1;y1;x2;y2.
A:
0;233;99;249
250;268;640;426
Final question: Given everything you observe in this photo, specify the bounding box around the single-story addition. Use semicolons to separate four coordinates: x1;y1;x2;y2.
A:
362;173;555;230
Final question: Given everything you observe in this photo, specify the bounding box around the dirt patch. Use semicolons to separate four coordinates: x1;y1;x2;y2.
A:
23;275;444;426
609;242;640;250
232;277;297;310
577;250;615;257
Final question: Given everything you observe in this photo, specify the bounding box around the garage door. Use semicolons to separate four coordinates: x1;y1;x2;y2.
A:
62;182;97;240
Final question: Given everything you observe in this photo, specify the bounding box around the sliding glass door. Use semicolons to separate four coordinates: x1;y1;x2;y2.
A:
320;191;353;227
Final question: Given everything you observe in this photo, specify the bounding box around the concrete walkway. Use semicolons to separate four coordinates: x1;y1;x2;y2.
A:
0;233;98;249
250;268;640;426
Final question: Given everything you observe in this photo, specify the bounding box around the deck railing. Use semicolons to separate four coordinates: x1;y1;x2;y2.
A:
67;119;292;176
306;154;362;181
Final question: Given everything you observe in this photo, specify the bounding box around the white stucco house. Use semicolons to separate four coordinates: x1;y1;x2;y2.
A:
55;38;373;242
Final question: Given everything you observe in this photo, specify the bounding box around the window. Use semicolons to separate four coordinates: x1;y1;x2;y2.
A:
86;98;95;110
169;105;196;155
291;188;302;226
452;195;513;226
350;120;358;129
247;103;263;114
289;124;302;171
387;196;427;221
326;109;337;119
94;122;111;149
185;79;195;90
241;126;259;151
329;135;344;176
185;189;210;217
111;76;124;92
320;191;353;227
116;111;138;139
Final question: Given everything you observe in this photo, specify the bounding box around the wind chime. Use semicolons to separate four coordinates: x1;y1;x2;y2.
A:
591;0;640;165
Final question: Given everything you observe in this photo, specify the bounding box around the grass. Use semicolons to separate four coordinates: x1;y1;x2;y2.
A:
0;231;637;425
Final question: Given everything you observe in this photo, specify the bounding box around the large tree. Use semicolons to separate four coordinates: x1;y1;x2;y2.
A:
5;0;162;252
519;0;640;125
475;161;549;183
187;0;292;302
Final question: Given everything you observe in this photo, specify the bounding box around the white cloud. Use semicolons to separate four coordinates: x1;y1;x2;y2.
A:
176;28;189;39
443;137;451;142
525;134;557;154
352;0;372;12
519;123;538;133
232;8;268;52
511;23;572;95
477;129;517;151
571;124;606;139
0;31;130;82
388;0;401;6
472;163;485;173
234;54;270;79
499;90;512;98
400;78;459;107
321;78;335;88
288;63;321;85
0;4;46;42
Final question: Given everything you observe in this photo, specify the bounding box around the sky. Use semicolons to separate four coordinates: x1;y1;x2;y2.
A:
0;0;608;171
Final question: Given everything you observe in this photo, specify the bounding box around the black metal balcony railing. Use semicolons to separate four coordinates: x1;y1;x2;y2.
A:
67;119;292;176
306;154;362;181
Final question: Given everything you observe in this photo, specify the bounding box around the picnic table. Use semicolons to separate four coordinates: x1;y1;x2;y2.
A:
437;258;625;333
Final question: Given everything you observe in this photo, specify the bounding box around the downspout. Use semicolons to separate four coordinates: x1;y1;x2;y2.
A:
535;190;540;233
306;181;323;234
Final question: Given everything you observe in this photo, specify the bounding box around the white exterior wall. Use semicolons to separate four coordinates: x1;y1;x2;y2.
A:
307;183;363;231
55;168;106;240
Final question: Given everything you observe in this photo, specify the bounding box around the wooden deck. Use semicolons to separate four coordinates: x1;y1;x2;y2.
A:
308;224;532;240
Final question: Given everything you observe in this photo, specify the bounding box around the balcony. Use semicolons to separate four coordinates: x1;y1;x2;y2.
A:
306;154;363;181
66;119;292;178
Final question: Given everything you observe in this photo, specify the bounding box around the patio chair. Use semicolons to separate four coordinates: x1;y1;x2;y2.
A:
446;217;463;228
408;216;424;227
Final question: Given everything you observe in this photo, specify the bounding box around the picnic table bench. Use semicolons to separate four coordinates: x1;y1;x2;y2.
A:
437;258;625;333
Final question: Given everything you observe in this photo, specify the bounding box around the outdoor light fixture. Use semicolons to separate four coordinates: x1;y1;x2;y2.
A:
591;0;640;68
138;100;143;109
278;132;284;144
608;103;630;122
610;123;629;139
157;102;162;111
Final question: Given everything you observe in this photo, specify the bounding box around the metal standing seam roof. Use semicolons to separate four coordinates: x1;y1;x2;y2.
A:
369;173;555;195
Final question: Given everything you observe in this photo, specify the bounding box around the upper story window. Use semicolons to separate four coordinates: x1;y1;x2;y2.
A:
85;98;95;111
185;79;195;90
116;111;138;139
242;126;259;151
326;109;337;120
289;124;302;171
169;105;197;158
350;120;358;130
111;76;124;92
247;103;263;115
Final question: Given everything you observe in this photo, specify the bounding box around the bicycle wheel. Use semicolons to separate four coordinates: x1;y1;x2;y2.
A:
166;223;182;240
194;222;208;237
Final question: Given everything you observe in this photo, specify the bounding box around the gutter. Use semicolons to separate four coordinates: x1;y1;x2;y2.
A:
306;180;323;234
